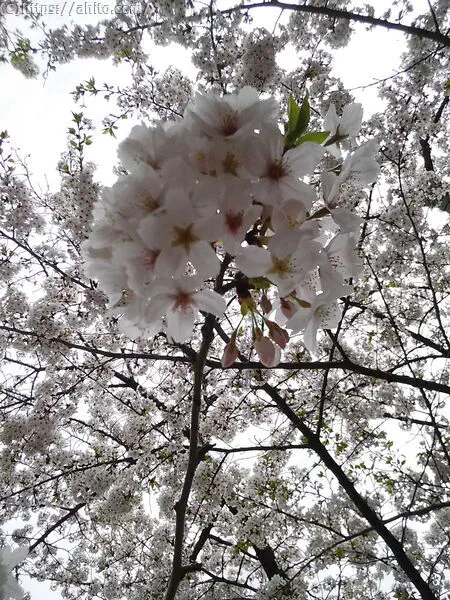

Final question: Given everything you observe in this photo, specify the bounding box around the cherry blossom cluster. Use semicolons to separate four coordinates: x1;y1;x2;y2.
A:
83;87;379;366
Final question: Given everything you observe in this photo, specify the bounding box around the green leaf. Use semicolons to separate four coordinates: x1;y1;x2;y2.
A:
295;95;310;138
294;131;329;145
307;207;330;220
72;112;83;124
250;277;271;291
287;95;299;133
285;95;310;147
293;298;311;309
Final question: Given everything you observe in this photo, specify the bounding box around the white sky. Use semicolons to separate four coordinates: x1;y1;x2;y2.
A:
0;1;431;598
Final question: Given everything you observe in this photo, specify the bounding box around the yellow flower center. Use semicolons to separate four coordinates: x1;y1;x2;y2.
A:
172;224;199;252
268;256;292;277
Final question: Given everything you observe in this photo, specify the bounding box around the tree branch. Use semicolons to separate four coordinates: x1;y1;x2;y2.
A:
28;503;86;553
221;2;450;47
211;357;450;396
261;383;439;600
163;314;216;600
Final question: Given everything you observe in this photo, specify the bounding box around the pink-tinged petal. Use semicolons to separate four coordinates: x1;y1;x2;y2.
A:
222;337;239;368
195;289;227;317
280;178;317;209
280;297;298;320
138;214;170;250
165;188;195;220
235;246;272;278
189;241;220;278
267;320;289;349
317;302;341;329
261;294;272;314
285;143;324;176
303;317;319;353
254;334;281;367
154;246;185;278
166;306;196;342
323;104;339;135
268;230;301;258
243;205;263;229
286;304;312;333
196;214;223;243
330;208;363;233
146;294;169;324
271;206;289;232
321;171;339;207
340;103;363;136
221;232;243;257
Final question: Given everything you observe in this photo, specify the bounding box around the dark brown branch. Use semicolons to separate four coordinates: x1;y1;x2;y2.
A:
221;2;450;47
419;96;449;174
210;443;308;454
211;357;450;396
253;544;288;580
261;383;439;600
163;314;216;600
29;503;86;553
383;412;448;430
0;324;191;363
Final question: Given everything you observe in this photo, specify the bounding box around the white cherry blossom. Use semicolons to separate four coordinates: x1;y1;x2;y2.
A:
138;188;221;278
145;277;226;342
286;283;351;352
236;231;322;296
324;102;363;156
249;126;323;207
185;86;278;139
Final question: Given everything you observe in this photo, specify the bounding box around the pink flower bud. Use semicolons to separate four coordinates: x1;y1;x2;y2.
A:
261;294;272;314
221;332;238;368
280;296;297;319
266;320;289;349
254;328;281;368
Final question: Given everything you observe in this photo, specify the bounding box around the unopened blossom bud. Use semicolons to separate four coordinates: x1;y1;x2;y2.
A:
280;296;297;319
261;293;272;314
222;331;239;368
266;320;289;349
239;296;257;317
254;327;281;367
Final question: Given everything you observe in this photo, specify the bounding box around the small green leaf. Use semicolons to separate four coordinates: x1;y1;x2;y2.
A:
293;298;311;308
307;207;330;220
285;95;310;147
287;95;300;133
295;131;329;145
295;95;310;138
250;277;271;291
